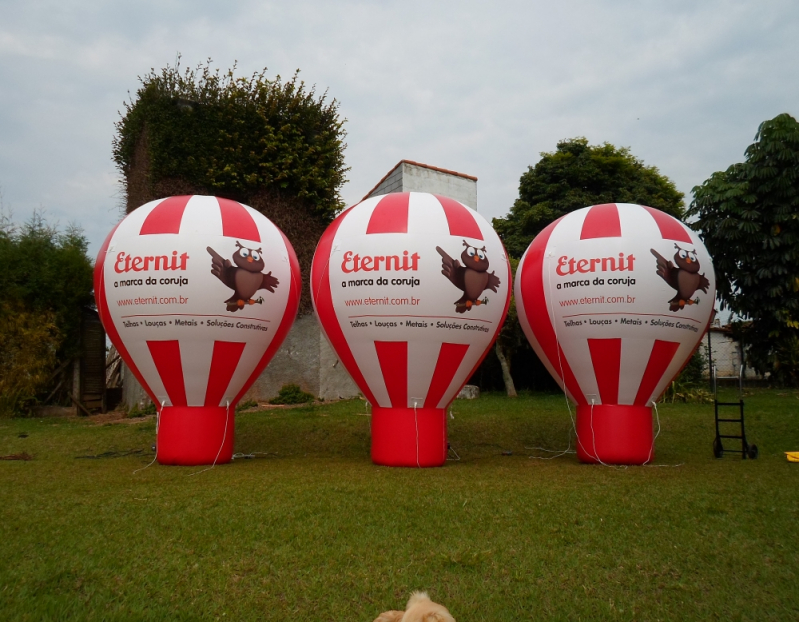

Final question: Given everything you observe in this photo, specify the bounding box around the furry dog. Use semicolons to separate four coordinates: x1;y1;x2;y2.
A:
373;591;456;622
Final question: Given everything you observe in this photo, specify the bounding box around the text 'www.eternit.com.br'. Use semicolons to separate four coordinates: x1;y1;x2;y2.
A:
116;296;190;306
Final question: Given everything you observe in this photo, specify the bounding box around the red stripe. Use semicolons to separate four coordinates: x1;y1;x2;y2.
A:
204;341;247;407
366;193;410;234
519;218;587;405
580;203;621;239
424;342;470;408
374;341;408;407
587;338;621;404
435;194;483;240
146;340;187;406
234;229;302;404
310;207;378;405
95;223;159;405
641;205;693;243
94;224;118;332
218;197;261;242
634;340;681;405
140;196;191;235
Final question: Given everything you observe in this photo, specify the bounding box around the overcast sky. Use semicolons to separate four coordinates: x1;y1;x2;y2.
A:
1;0;797;258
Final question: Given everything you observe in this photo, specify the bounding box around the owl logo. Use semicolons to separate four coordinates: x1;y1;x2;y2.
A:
206;241;279;312
651;244;710;312
436;240;501;313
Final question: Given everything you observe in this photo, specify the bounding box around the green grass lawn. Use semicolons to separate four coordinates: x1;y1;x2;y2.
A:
1;391;797;621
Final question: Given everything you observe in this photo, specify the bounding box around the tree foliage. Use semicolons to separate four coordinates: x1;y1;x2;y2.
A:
0;303;59;415
0;209;94;413
113;59;348;222
688;113;799;381
494;138;684;258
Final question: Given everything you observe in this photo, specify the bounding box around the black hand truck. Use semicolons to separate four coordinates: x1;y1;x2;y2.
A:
711;363;758;459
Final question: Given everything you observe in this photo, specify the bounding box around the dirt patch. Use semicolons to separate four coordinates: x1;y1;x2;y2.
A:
33;406;76;418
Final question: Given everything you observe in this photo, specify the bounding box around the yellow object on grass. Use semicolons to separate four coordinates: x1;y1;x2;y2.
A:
786;452;799;462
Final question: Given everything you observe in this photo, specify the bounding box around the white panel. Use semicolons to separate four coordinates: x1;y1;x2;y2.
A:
349;340;391;407
407;192;451;236
178;196;223;237
617;337;651;405
179;339;216;406
407;340;445;407
617;203;662;240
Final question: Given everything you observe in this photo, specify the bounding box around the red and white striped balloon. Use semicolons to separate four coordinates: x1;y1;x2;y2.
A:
516;203;715;464
95;195;300;465
311;192;511;467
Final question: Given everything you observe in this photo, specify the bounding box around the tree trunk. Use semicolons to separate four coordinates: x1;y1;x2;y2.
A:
496;342;517;397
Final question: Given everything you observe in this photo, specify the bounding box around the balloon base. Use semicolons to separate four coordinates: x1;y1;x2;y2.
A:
371;406;447;467
156;406;235;466
575;404;653;465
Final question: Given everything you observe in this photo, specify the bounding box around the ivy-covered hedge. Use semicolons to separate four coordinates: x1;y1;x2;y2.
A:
113;60;348;222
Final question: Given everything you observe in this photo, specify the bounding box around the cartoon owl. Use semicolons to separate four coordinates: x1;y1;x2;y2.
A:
207;241;279;312
436;240;501;313
651;244;710;312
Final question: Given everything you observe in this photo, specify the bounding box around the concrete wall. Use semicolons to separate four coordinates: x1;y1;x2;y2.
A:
369;166;403;197
244;314;359;402
400;162;477;209
700;329;760;379
367;162;478;210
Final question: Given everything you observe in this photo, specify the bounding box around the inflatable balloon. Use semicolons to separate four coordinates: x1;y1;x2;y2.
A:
311;192;511;467
515;203;715;464
95;195;300;465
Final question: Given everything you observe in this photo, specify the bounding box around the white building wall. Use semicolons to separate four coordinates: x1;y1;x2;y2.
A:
399;163;477;209
700;329;760;379
367;161;478;210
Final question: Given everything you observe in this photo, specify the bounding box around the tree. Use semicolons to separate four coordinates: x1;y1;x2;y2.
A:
0;209;94;414
493;138;685;258
687;113;799;382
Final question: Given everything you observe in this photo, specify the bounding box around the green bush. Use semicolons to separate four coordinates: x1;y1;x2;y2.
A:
126;402;157;418
113;58;348;222
235;399;258;412
0;209;93;415
677;348;707;387
663;349;712;403
0;303;60;416
269;384;315;405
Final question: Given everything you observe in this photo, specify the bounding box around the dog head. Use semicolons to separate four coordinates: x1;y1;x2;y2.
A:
401;591;456;622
